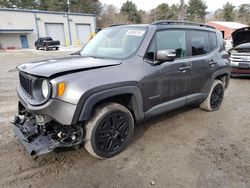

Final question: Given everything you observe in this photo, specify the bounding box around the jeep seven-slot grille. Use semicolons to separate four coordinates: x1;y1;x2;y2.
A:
19;72;34;98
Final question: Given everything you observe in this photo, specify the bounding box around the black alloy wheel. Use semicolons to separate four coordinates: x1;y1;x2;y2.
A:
95;112;130;154
210;84;224;110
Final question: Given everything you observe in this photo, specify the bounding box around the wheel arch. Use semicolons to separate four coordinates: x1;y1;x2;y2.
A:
76;86;144;124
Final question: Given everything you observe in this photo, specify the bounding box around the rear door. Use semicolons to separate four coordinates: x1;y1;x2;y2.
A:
187;30;218;98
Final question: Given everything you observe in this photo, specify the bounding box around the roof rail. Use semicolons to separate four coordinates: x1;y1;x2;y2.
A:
151;20;215;29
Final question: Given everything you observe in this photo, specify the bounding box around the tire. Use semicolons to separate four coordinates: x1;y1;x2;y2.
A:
36;47;39;50
56;47;59;50
84;103;134;159
200;79;224;111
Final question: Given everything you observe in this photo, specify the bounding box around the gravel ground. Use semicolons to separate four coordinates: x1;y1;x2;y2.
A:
0;51;250;188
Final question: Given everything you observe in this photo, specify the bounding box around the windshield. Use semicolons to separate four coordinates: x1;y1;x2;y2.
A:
80;26;147;59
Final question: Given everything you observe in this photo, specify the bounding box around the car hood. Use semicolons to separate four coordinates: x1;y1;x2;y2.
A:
232;27;250;47
17;56;122;77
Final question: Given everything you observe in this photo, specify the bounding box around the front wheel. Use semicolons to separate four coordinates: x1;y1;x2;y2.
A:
200;79;224;111
84;103;134;159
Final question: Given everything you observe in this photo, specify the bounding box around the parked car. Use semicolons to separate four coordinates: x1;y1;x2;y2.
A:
13;21;230;158
35;37;60;51
229;27;250;77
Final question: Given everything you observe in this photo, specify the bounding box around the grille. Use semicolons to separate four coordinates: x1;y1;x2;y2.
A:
230;52;250;63
19;72;34;98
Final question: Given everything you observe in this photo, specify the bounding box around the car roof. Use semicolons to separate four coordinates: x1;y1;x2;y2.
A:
110;20;216;32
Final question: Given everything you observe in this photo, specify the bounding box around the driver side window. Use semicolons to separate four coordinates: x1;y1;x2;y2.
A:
146;29;187;61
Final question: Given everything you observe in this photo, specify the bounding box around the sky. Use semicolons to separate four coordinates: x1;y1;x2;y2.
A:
100;0;250;12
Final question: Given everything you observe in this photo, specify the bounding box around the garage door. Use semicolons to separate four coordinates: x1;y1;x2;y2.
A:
45;23;65;46
76;24;91;45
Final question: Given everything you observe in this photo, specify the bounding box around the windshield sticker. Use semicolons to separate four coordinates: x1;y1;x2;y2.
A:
126;30;145;36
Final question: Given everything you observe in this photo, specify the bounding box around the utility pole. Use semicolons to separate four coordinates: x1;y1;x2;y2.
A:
67;0;70;12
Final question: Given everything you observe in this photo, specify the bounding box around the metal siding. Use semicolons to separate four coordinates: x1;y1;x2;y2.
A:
45;23;65;46
0;9;95;48
76;24;91;45
68;15;95;45
0;34;22;48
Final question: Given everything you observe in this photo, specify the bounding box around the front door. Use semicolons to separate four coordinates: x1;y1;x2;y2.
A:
143;29;190;112
156;29;190;102
20;35;29;48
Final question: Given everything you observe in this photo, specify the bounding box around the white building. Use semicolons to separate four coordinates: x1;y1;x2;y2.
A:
0;8;96;49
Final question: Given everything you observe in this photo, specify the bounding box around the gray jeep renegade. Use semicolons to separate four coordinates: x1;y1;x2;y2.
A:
13;21;231;158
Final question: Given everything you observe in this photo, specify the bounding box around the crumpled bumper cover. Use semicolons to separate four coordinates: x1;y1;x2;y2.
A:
12;116;59;156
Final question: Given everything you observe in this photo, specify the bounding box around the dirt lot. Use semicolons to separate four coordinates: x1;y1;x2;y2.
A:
0;50;250;188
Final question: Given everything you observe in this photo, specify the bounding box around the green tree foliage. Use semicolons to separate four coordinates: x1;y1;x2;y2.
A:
178;0;187;20
0;0;38;8
237;4;250;25
0;0;101;14
38;0;67;11
120;1;141;23
222;2;235;21
153;3;171;21
70;0;102;14
186;0;207;22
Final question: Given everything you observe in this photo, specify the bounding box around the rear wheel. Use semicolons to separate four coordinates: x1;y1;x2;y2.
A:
84;103;134;159
200;79;224;111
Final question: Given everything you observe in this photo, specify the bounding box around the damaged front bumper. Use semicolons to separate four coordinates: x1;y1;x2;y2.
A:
12;113;84;156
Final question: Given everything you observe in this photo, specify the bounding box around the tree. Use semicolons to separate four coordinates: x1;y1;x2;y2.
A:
154;3;171;20
186;0;207;23
222;2;235;21
237;4;250;25
98;4;128;28
169;4;179;20
178;0;187;20
0;0;38;9
120;1;141;24
70;0;102;14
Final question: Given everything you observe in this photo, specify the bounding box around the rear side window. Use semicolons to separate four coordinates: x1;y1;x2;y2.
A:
189;30;210;56
210;32;218;50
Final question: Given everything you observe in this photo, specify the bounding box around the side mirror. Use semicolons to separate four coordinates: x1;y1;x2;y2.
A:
155;49;176;64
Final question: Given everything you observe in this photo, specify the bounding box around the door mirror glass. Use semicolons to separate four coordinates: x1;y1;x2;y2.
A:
155;49;176;63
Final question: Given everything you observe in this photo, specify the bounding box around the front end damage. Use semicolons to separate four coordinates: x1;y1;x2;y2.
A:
12;102;83;156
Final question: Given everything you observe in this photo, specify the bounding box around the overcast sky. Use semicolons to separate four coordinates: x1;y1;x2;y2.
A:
100;0;249;12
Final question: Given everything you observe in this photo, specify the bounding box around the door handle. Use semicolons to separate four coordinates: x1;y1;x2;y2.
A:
209;60;217;66
178;66;190;73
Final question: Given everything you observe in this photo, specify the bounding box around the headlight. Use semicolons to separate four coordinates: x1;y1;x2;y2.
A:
41;79;50;98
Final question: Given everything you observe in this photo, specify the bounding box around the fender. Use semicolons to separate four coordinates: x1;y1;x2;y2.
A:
206;67;231;95
72;86;144;124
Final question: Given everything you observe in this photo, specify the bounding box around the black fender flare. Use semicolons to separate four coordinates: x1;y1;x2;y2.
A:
206;68;231;95
73;86;144;124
